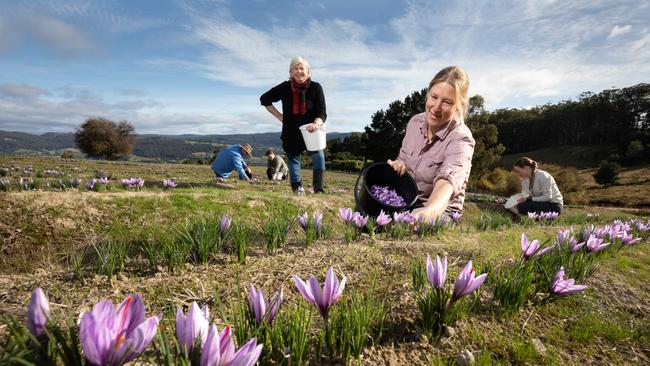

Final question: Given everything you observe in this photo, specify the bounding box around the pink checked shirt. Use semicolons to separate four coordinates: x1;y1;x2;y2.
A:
397;113;475;213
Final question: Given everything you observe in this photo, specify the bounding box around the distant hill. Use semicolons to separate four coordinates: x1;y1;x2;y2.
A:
0;130;352;161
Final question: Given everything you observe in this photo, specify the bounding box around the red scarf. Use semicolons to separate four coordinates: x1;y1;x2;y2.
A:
290;78;310;115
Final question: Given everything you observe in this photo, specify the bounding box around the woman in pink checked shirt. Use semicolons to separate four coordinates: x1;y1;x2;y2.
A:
388;66;475;222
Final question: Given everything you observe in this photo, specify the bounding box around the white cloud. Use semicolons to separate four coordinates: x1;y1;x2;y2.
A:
0;13;97;58
2;0;649;134
608;24;632;39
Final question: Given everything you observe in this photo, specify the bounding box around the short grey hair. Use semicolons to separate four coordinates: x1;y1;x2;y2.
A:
289;56;311;76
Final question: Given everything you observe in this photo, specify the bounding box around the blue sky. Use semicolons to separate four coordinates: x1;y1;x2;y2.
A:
0;0;648;135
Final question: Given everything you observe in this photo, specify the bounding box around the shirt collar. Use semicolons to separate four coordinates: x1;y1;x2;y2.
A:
418;117;457;142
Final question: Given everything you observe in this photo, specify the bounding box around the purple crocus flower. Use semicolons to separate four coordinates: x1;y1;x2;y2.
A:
249;286;283;325
72;178;82;187
314;212;323;237
376;210;392;227
297;212;309;230
634;220;650;232
620;231;641;245
97;177;109;185
176;302;210;354
220;215;232;234
527;212;539;220
521;233;540;258
585;234;610;253
86;179;97;190
353;214;369;229
200;325;263;366
292;267;346;321
551;267;587;296
556;229;571;245
451;211;462;223
568;237;585;253
451;260;487;302
28;287;50;337
393;211;417;224
79;294;160;366
536;246;554;256
370;185;407;207
339;208;354;224
163;179;177;188
426;255;447;290
592;226;609;239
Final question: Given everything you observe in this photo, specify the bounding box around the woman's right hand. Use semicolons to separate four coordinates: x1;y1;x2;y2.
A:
387;159;407;176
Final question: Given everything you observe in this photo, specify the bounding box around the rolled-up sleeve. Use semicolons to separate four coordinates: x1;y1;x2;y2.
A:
432;135;474;198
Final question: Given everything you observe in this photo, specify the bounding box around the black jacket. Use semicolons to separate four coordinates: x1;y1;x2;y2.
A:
260;80;327;155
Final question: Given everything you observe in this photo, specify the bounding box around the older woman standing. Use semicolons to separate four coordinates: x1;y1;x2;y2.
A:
388;66;475;221
260;56;327;193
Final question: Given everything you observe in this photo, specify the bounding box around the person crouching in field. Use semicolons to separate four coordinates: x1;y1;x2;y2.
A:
266;149;288;181
211;144;253;182
387;66;475;223
260;56;327;193
503;157;564;216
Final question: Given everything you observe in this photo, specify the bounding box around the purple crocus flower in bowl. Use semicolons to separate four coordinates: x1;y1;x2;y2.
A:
79;294;160;366
370;185;407;208
293;267;346;321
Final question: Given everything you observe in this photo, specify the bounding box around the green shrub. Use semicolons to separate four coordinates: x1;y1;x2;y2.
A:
477;168;510;194
593;160;621;187
545;164;585;193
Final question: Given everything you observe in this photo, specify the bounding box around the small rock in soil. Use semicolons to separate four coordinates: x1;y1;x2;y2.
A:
456;349;475;366
531;338;547;356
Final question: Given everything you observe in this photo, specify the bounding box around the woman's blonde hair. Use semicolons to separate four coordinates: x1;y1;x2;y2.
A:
428;66;470;124
289;56;311;77
514;157;538;193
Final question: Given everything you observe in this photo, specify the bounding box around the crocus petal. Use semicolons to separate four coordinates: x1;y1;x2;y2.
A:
308;276;327;317
200;325;221;366
332;275;346;304
536;246;554;256
219;326;236;364
267;288;283;324
292;275;315;304
463;273;487;295
115;294;145;336
226;337;263;366
80;312;113;366
27;287;50;337
324;267;338;305
90;300;118;334
175;306;187;347
117;315;160;363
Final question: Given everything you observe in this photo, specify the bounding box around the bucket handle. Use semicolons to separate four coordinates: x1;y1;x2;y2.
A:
354;167;366;210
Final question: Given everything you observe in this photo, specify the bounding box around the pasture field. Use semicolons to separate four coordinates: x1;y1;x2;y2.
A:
1;155;649;365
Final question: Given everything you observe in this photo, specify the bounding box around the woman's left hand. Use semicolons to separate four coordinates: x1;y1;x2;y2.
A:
306;123;320;132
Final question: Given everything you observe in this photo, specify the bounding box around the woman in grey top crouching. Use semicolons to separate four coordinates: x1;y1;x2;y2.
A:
510;157;564;216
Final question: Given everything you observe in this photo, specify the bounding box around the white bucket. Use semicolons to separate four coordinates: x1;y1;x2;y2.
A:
299;124;326;151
